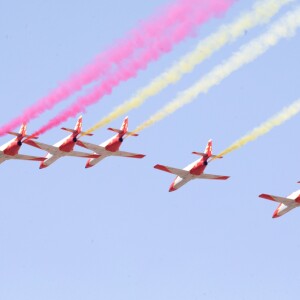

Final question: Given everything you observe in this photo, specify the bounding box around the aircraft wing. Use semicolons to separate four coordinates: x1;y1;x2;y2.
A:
197;173;230;180
24;140;57;154
112;150;145;159
259;194;294;205
12;154;46;161
76;140;107;154
154;164;189;178
67;150;99;158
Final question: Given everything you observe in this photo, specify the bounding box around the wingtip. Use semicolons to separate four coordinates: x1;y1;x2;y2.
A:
259;194;274;201
169;183;176;192
272;211;280;218
39;162;48;169
85;160;93;169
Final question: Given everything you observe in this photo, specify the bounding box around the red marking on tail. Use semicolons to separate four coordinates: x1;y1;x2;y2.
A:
74;116;83;133
204;139;212;157
120;116;128;134
19;124;27;137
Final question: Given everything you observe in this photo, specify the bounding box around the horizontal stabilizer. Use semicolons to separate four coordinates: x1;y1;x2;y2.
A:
61;127;93;136
126;131;138;137
80;131;93;136
7;132;38;140
192;152;223;158
24;135;38;140
61;127;76;133
154;164;189;178
192;151;206;156
108;128;122;134
210;154;223;158
7;131;19;137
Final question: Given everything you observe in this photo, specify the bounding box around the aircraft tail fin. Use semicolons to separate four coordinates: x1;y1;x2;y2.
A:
74;115;83;132
19;123;27;136
192;140;215;158
7;123;35;139
61;115;83;134
204;139;213;157
120;116;128;133
107;116;138;136
108;116;128;134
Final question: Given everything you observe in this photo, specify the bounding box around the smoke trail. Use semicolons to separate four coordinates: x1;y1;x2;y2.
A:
133;6;300;133
30;0;234;136
84;0;293;135
215;98;300;158
0;0;234;136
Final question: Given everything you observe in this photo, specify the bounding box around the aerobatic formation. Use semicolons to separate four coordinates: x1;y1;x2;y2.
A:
1;0;300;218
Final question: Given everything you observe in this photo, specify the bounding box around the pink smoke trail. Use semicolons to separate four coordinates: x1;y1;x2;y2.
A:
0;0;224;136
33;0;235;136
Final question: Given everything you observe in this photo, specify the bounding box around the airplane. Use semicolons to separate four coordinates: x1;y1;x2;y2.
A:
76;116;145;168
259;182;300;218
154;139;230;192
0;123;46;164
23;116;99;169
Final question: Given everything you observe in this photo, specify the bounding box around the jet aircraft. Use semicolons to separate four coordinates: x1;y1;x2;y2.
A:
76;116;145;168
0;124;45;164
259;182;300;218
24;116;99;169
154;139;230;192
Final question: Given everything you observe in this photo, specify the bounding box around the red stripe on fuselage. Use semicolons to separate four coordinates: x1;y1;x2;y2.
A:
189;158;207;176
3;140;21;156
105;136;122;152
59;136;77;152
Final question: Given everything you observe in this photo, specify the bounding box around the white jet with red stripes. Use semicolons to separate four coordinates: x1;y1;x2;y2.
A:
154;139;230;192
0;124;45;164
23;116;99;169
259;182;300;218
76;116;145;168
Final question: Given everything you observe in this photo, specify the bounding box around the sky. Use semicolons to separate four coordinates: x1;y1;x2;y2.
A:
0;1;299;299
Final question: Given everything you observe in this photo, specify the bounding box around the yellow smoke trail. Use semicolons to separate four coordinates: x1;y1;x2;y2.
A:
214;98;300;158
133;6;300;133
82;0;293;136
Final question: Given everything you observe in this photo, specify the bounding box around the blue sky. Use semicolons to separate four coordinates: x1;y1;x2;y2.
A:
0;1;300;299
